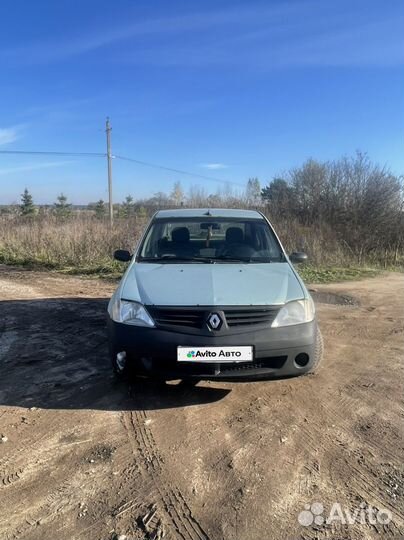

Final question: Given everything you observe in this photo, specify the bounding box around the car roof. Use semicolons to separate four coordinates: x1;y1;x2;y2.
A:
154;208;264;219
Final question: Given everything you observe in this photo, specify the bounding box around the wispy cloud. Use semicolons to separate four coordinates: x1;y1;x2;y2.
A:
200;163;228;170
0;161;74;176
118;14;404;69
21;98;93;123
1;1;402;68
1;3;307;63
0;125;24;146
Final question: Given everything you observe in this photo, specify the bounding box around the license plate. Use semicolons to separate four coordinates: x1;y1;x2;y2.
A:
177;346;253;363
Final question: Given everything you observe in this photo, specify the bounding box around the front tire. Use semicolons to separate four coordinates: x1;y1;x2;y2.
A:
109;344;134;380
112;355;129;380
309;328;323;373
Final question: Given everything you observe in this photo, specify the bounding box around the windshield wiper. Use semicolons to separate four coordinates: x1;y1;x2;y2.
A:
139;255;214;263
140;255;271;264
214;255;272;263
211;255;258;263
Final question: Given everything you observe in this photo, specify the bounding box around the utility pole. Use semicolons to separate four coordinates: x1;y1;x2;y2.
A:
106;117;113;226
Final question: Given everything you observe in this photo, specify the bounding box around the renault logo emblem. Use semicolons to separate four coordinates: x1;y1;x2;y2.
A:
208;313;222;330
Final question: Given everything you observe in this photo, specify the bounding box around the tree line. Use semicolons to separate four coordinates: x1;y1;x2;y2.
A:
261;153;403;263
2;152;403;264
17;189;74;218
3;178;262;218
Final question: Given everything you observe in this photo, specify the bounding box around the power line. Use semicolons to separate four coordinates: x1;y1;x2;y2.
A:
0;150;106;157
114;154;243;187
0;149;242;187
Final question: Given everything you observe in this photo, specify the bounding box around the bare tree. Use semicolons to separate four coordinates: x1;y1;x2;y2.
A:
187;185;208;207
245;178;261;206
170;181;184;206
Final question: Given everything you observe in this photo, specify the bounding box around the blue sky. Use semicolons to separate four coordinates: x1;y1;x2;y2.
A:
0;0;403;204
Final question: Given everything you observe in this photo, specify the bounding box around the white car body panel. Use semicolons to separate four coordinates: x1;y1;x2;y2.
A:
120;262;305;306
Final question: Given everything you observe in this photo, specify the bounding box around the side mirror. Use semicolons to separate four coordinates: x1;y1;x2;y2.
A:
289;252;308;264
114;249;132;262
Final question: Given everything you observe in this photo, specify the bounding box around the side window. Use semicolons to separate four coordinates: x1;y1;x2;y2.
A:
252;224;262;251
247;222;267;250
263;224;281;259
244;222;254;247
141;222;164;257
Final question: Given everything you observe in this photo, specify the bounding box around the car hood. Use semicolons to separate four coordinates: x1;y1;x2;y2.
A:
121;262;305;306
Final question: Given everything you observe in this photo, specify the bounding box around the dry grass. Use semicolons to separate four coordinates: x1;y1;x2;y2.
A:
0;214;147;275
0;213;399;281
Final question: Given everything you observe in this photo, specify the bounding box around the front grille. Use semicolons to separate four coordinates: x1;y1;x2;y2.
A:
147;308;205;328
224;307;279;327
147;306;280;330
220;356;287;373
138;356;287;377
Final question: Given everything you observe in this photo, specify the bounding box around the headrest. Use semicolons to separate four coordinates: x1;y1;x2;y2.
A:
172;227;190;243
226;227;244;244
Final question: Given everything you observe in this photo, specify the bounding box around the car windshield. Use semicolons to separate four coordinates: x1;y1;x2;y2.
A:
138;218;284;263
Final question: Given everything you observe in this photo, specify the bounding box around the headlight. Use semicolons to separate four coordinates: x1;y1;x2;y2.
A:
110;298;155;327
271;298;315;327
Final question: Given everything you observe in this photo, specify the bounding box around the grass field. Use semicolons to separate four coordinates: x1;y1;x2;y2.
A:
298;265;382;284
0;214;401;284
0;254;386;285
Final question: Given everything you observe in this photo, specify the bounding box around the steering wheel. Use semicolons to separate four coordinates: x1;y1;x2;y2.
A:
221;244;256;258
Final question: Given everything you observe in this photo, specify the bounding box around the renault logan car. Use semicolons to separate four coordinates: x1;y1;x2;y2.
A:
107;208;323;379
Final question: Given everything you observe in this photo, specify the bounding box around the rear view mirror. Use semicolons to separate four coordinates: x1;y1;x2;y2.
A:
289;252;308;264
200;222;221;230
114;249;132;262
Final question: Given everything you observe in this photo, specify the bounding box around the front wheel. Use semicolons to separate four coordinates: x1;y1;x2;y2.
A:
309;328;323;373
111;353;129;380
109;345;135;380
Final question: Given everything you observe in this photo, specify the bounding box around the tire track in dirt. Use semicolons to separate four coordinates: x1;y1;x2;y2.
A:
0;428;51;471
321;389;402;466
1;269;404;540
69;445;148;540
0;468;23;487
0;429;87;490
328;452;404;537
1;477;78;540
122;409;209;540
255;363;404;538
316;407;401;523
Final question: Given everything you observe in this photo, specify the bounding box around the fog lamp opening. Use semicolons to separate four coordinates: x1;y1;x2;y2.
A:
116;351;127;371
295;353;309;367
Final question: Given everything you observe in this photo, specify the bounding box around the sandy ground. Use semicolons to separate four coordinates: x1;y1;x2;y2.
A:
0;267;403;540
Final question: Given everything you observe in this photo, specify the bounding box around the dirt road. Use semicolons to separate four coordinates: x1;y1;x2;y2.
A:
0;267;403;540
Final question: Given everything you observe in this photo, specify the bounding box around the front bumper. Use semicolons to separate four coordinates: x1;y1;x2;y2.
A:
107;317;318;379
